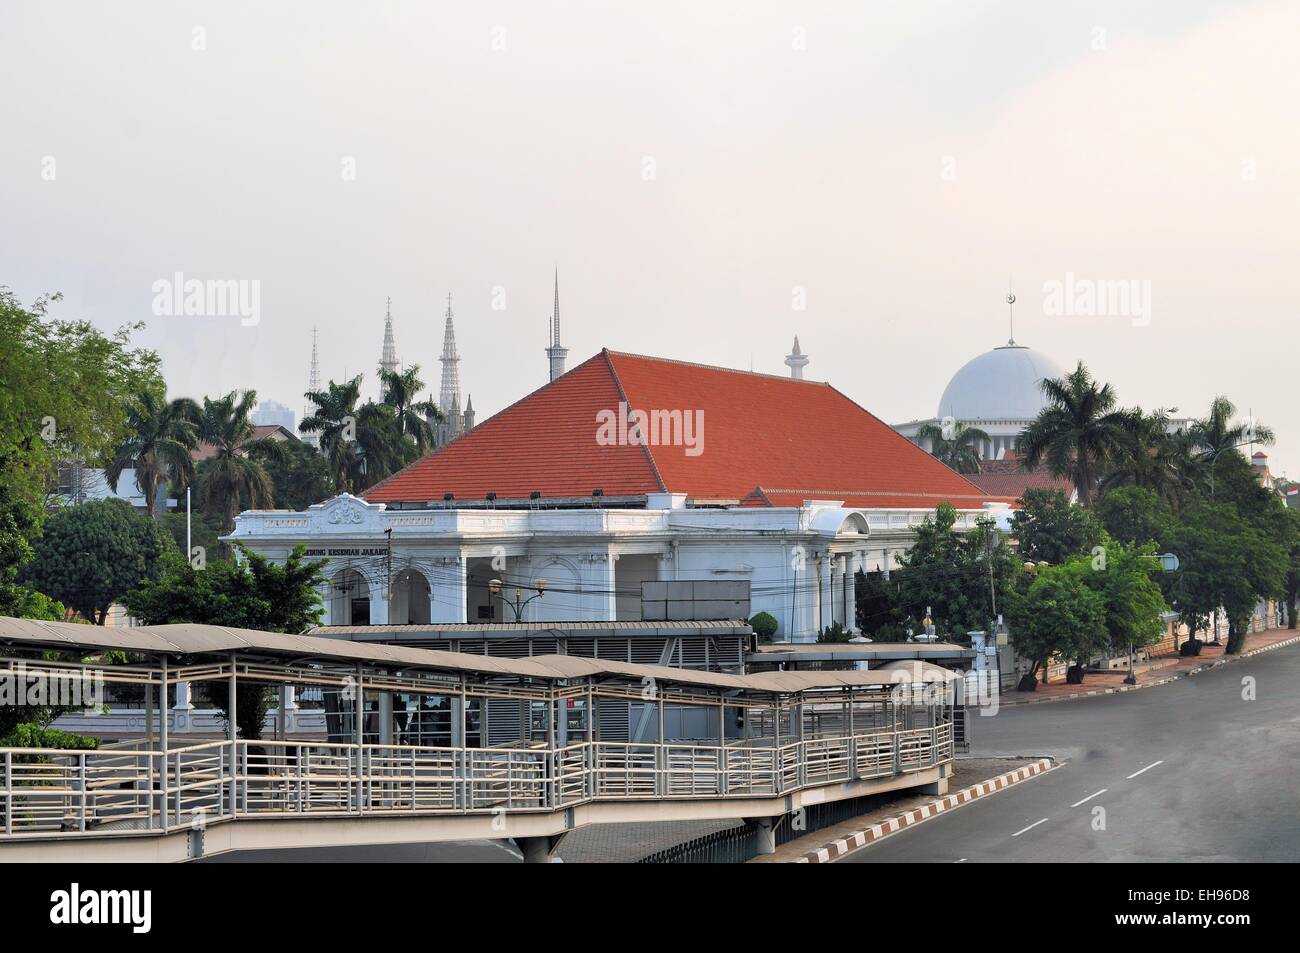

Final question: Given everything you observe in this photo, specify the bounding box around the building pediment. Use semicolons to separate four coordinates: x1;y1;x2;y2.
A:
306;493;388;535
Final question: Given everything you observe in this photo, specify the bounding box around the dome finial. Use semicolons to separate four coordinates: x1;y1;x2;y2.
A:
1005;279;1017;346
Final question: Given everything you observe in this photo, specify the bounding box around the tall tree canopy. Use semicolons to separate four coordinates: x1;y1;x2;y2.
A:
20;498;174;624
1016;361;1136;506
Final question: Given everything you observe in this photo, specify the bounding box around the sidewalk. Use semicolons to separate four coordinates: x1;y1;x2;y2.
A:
1001;627;1300;706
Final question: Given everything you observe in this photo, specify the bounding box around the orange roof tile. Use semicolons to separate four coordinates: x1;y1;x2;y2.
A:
363;349;1004;510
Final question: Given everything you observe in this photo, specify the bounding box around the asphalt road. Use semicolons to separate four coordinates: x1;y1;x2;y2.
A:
843;643;1300;862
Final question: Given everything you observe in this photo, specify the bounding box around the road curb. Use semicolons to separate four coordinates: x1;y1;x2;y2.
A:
795;757;1056;863
998;632;1300;707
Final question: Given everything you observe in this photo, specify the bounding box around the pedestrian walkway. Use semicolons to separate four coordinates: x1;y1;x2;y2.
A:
1003;627;1300;706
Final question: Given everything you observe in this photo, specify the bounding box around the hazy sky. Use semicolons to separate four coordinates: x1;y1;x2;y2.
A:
4;1;1297;474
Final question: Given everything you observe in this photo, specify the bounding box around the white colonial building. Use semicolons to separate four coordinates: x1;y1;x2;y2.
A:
228;348;1014;642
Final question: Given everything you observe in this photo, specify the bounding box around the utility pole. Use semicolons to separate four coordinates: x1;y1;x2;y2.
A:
385;528;393;624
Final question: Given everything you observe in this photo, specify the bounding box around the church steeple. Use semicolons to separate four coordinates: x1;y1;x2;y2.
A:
545;268;569;382
379;297;399;376
436;293;463;446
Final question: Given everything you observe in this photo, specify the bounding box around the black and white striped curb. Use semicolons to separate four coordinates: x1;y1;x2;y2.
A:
999;632;1300;707
796;758;1055;863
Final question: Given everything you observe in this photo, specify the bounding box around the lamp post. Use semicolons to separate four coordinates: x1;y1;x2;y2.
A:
489;577;547;622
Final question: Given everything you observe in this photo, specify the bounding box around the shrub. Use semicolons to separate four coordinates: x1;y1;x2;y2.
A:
748;611;779;642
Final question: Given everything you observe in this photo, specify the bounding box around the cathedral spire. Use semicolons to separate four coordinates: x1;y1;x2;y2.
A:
545;268;569;382
439;293;461;417
380;297;399;375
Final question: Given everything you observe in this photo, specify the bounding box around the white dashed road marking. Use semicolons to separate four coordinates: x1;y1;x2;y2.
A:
1071;789;1108;807
1126;760;1164;780
1011;817;1049;837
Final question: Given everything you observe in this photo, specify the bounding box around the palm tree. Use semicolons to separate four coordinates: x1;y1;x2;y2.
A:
301;376;365;492
1190;396;1274;459
194;390;275;533
916;421;990;474
1016;361;1137;507
379;365;442;454
106;390;201;516
1098;408;1198;504
300;376;410;492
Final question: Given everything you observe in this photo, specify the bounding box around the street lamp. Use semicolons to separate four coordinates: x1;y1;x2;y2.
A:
489;577;547;622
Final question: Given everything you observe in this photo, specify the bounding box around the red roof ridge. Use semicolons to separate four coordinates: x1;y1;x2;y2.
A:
757;487;1004;501
604;349;836;387
601;349;668;493
821;382;989;497
362;350;616;501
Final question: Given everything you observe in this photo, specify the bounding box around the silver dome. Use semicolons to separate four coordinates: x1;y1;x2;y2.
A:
937;345;1066;421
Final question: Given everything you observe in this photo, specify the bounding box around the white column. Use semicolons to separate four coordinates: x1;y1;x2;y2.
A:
820;553;832;634
367;569;390;625
430;557;468;623
845;555;857;634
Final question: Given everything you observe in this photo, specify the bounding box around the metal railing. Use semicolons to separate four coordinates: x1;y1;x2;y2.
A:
0;724;953;842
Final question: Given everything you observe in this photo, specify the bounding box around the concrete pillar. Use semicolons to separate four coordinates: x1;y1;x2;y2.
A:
750;816;778;855
513;835;565;863
368;570;390;625
430;557;468;624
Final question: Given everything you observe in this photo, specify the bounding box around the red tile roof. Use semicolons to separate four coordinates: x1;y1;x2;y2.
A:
192;424;298;462
964;452;1074;500
363;350;1010;510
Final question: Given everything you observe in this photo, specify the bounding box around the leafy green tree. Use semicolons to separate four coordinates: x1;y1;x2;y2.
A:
1006;557;1108;689
1011;488;1103;564
1098;409;1197;505
194;391;275;533
1016;361;1137;506
1167;502;1286;653
105;389;200;516
1086;538;1169;659
1282;509;1300;631
854;568;905;637
246;437;333;511
896;504;1017;637
1096;485;1175;548
19;498;174;624
124;545;327;739
379;365;442;454
0;288;162;516
916;421;990;474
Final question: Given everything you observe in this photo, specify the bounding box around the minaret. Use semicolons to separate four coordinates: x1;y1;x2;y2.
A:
304;327;321;448
438;293;462;419
785;336;809;380
545;268;569;382
379;297;399;376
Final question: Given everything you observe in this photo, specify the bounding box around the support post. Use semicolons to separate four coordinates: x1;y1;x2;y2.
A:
227;652;237;817
160;655;169;831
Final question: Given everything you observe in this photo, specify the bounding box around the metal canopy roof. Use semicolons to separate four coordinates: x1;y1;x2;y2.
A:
0;616;955;696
